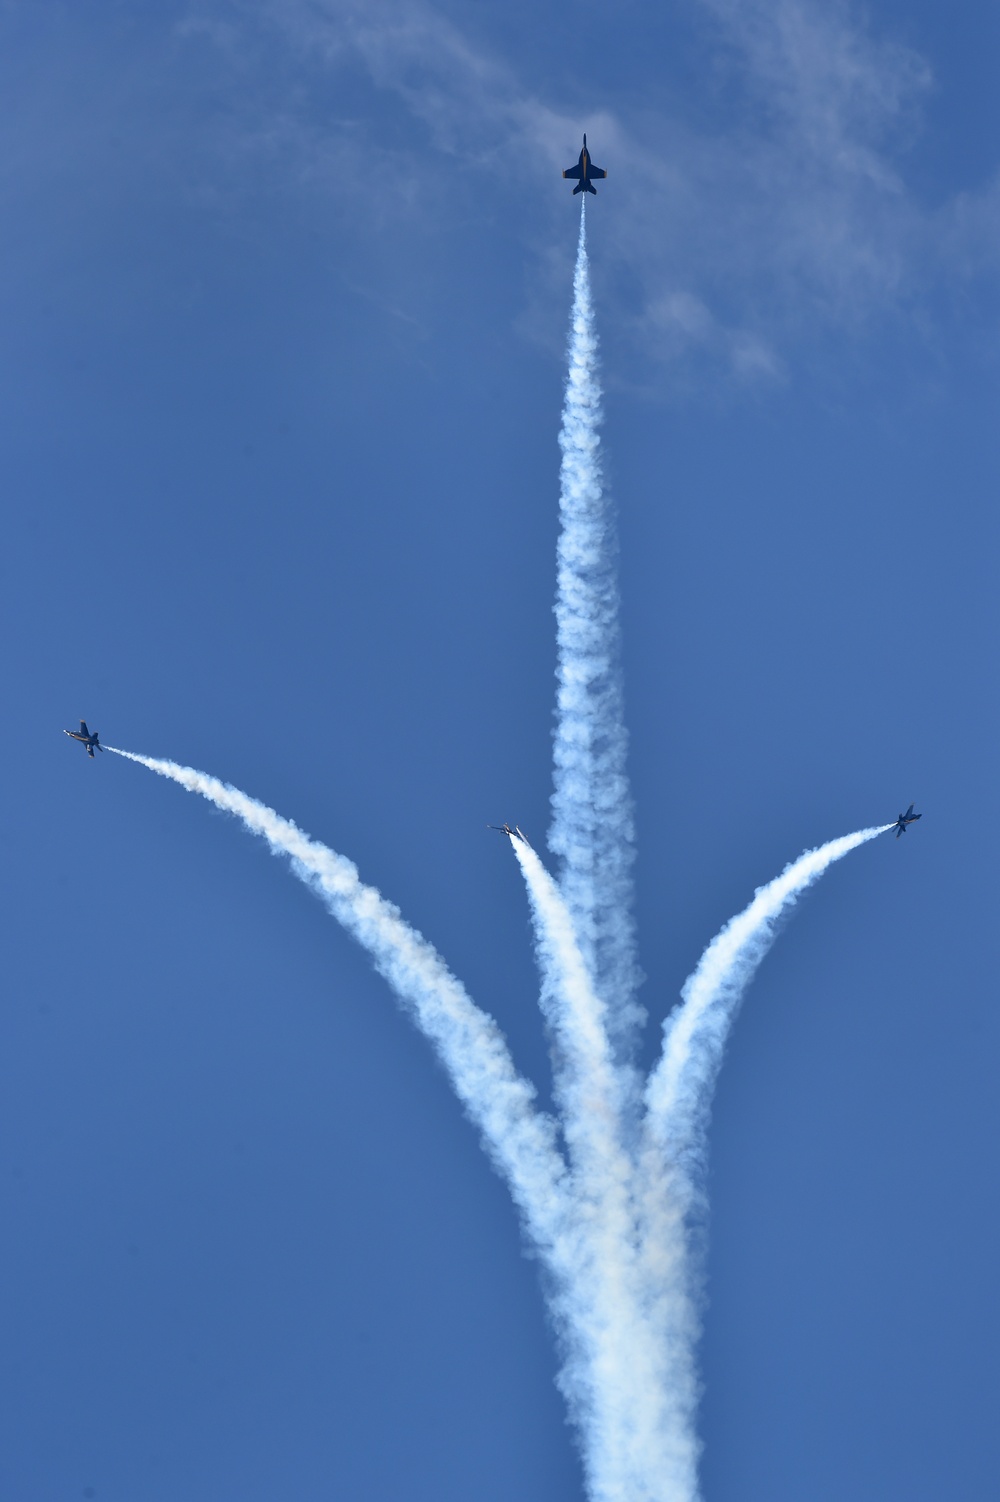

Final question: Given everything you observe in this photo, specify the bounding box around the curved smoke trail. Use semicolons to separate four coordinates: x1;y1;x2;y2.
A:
645;825;892;1156
551;202;642;1049
511;837;661;1499
511;837;625;1149
631;824;893;1502
105;742;889;1502
504;818;892;1499
106;748;570;1263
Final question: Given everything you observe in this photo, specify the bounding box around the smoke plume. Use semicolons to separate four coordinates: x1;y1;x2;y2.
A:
103;201;896;1502
550;203;642;1051
105;748;571;1260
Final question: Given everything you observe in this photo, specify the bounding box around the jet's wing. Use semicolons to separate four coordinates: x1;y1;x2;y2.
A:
589;165;607;179
80;721;90;737
904;803;914;818
562;164;583;179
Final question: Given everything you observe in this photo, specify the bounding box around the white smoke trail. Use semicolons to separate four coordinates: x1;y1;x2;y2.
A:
107;745;673;1496
510;837;659;1498
629;826;893;1502
106;748;570;1261
551;202;641;1047
96;209;898;1502
645;825;892;1153
544;200;705;1500
511;836;625;1139
104;744;889;1502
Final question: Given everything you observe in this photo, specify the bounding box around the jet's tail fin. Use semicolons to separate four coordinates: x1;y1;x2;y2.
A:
572;182;584;195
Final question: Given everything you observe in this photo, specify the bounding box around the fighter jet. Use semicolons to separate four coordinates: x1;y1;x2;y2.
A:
562;134;607;196
488;823;529;844
892;803;921;838
63;720;104;757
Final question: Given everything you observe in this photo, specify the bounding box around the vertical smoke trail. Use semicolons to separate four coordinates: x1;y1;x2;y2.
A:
544;198;704;1501
510;836;647;1495
551;201;641;1047
106;748;571;1263
511;832;702;1502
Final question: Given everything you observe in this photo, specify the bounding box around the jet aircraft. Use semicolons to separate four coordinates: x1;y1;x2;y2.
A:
63;720;104;757
488;823;529;844
562;134;606;196
892;803;921;838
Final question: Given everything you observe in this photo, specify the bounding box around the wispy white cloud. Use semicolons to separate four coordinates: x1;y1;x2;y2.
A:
174;0;996;382
644;291;785;382
701;0;931;168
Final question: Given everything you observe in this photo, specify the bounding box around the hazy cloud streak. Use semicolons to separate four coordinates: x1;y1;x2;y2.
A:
188;0;986;379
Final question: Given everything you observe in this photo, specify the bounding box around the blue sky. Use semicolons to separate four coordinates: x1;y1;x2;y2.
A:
3;1;999;1498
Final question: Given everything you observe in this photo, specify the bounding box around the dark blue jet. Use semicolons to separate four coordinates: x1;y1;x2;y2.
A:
488;823;529;845
562;134;607;196
892;803;921;838
64;720;104;757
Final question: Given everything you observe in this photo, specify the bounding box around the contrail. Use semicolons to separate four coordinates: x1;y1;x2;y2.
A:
551;201;642;1051
105;748;570;1261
